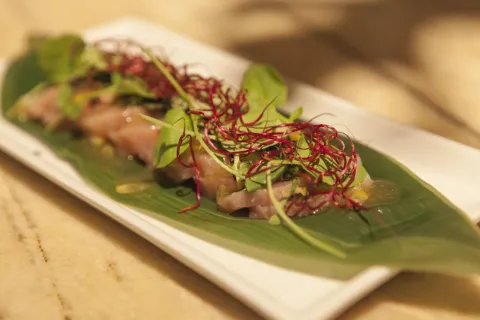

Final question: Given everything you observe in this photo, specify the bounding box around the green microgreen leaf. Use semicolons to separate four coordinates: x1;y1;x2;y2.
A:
283;107;303;122
78;46;108;71
242;63;287;110
240;161;286;192
56;82;82;119
153;106;193;168
55;71;157;122
350;162;368;186
139;46;243;178
110;72;155;99
37;34;86;83
241;63;289;130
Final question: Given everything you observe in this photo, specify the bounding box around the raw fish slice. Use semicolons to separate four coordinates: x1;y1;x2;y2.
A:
108;121;160;165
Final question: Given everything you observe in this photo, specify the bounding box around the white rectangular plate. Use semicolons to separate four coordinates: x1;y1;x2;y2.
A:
1;17;480;320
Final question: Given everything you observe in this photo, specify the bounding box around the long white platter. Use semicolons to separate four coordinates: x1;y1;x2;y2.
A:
1;17;480;320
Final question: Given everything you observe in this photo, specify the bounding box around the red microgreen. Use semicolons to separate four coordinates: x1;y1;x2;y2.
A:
89;39;368;215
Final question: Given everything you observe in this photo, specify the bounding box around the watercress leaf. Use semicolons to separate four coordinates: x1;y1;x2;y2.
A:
238;161;251;176
241;64;289;130
37;35;109;83
37;34;85;83
296;133;311;158
154;107;193;168
246;166;286;192
349;161;368;187
56;83;83;119
242;63;287;109
242;103;281;128
110;72;155;99
314;158;335;185
241;162;286;192
74;46;108;75
63;72;156;113
277;107;303;123
288;107;303;122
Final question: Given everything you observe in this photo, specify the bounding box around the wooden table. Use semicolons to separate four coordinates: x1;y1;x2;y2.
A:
1;1;480;319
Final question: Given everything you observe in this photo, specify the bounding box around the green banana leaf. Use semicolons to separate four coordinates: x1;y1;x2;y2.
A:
2;47;480;280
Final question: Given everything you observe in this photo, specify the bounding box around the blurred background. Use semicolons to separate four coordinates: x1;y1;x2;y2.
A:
1;0;479;149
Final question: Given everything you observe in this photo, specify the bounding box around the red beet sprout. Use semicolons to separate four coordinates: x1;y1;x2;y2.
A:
91;39;367;214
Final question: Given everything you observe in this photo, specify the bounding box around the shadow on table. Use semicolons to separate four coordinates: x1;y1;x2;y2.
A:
224;0;480;143
0;151;263;320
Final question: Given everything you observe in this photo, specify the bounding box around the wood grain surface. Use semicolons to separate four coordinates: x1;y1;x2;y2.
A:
0;1;479;319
